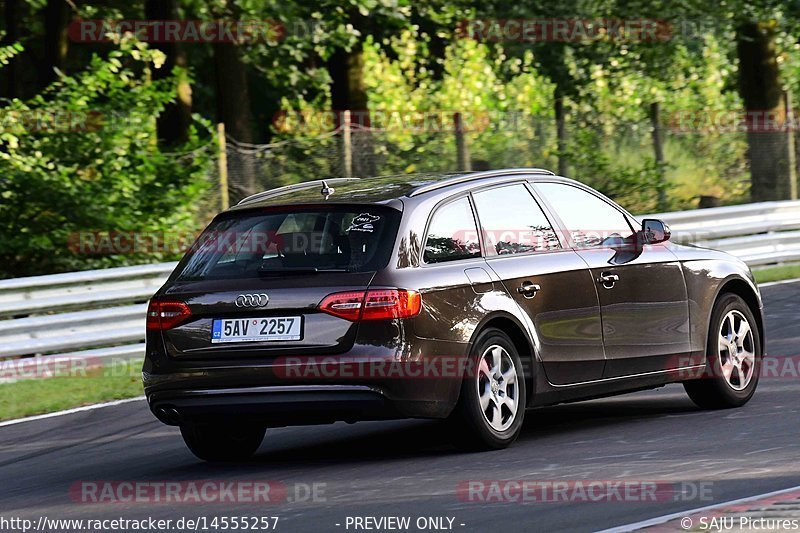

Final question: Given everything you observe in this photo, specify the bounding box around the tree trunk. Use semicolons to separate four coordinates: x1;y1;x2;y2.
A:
736;21;792;201
42;0;70;88
214;42;257;202
413;14;446;81
145;0;192;147
328;44;376;177
1;0;21;98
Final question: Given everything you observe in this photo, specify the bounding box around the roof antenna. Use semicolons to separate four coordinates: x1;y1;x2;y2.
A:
320;180;335;199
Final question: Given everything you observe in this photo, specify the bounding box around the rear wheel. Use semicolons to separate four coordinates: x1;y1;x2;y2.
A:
180;423;266;462
683;293;761;409
448;328;526;450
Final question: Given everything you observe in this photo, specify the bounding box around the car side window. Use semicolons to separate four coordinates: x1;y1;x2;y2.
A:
472;184;560;255
423;197;481;263
535;182;634;248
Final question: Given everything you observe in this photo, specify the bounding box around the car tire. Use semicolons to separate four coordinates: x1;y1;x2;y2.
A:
683;293;761;409
180;423;266;462
448;328;526;451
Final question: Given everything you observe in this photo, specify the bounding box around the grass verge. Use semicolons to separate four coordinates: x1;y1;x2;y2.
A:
0;359;143;422
753;264;800;284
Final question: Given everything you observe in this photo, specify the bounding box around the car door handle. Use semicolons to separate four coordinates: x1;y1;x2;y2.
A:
597;272;619;289
516;282;541;298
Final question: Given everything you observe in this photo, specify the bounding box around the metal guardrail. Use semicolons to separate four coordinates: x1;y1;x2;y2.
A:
651;200;800;267
1;200;799;372
0;263;177;373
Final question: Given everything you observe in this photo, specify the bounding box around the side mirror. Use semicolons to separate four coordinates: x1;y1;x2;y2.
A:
641;219;670;244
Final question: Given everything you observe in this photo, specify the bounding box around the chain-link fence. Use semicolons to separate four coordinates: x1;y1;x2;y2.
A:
201;109;798;219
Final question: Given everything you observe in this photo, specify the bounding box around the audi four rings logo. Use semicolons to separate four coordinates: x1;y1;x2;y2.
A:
235;293;270;307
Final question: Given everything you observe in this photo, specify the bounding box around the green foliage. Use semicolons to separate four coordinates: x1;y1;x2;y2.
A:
0;37;214;278
0;43;24;66
273;24;754;213
350;31;558;174
4;0;800;278
561;128;666;213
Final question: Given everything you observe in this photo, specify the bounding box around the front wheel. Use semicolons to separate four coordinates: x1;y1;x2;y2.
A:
180;423;266;462
683;293;761;409
448;328;526;450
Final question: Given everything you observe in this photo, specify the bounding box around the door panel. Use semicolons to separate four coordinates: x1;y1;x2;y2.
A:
470;183;605;385
577;244;691;377
486;251;605;384
412;195;488;343
533;181;691;379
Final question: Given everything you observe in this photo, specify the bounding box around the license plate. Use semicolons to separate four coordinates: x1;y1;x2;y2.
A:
211;317;302;343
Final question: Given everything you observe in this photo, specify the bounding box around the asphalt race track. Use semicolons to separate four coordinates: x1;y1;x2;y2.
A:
2;281;800;533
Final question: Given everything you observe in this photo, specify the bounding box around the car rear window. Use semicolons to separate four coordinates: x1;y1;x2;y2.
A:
423;197;481;263
176;206;401;281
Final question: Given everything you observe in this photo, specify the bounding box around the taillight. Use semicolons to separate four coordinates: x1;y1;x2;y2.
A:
362;289;422;320
318;289;421;321
146;300;192;330
317;291;365;321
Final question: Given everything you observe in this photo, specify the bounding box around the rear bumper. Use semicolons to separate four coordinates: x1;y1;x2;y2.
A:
143;337;467;425
148;385;393;426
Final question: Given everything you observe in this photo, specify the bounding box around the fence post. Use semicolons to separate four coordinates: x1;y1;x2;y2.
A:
650;102;667;210
454;112;471;171
342;110;353;178
216;122;230;210
555;94;568;176
786;90;798;200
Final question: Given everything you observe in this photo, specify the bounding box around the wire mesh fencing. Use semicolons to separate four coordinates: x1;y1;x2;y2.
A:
200;109;797;218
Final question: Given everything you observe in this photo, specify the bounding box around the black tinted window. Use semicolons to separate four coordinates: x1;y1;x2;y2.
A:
473;184;560;255
536;183;634;248
176;206;400;280
424;198;481;263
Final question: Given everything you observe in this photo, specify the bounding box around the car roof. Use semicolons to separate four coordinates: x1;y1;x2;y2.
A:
228;168;578;210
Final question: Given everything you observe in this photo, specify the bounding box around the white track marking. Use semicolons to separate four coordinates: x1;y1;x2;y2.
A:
596;483;800;532
0;396;145;428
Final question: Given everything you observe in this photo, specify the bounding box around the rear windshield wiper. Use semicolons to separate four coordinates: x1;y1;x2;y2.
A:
257;267;351;276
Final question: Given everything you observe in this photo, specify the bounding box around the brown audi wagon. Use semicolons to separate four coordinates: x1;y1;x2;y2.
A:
144;169;763;461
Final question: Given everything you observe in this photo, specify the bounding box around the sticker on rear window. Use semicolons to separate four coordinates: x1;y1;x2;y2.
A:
347;213;380;233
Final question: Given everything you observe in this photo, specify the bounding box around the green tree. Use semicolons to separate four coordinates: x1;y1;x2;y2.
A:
0;37;213;277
